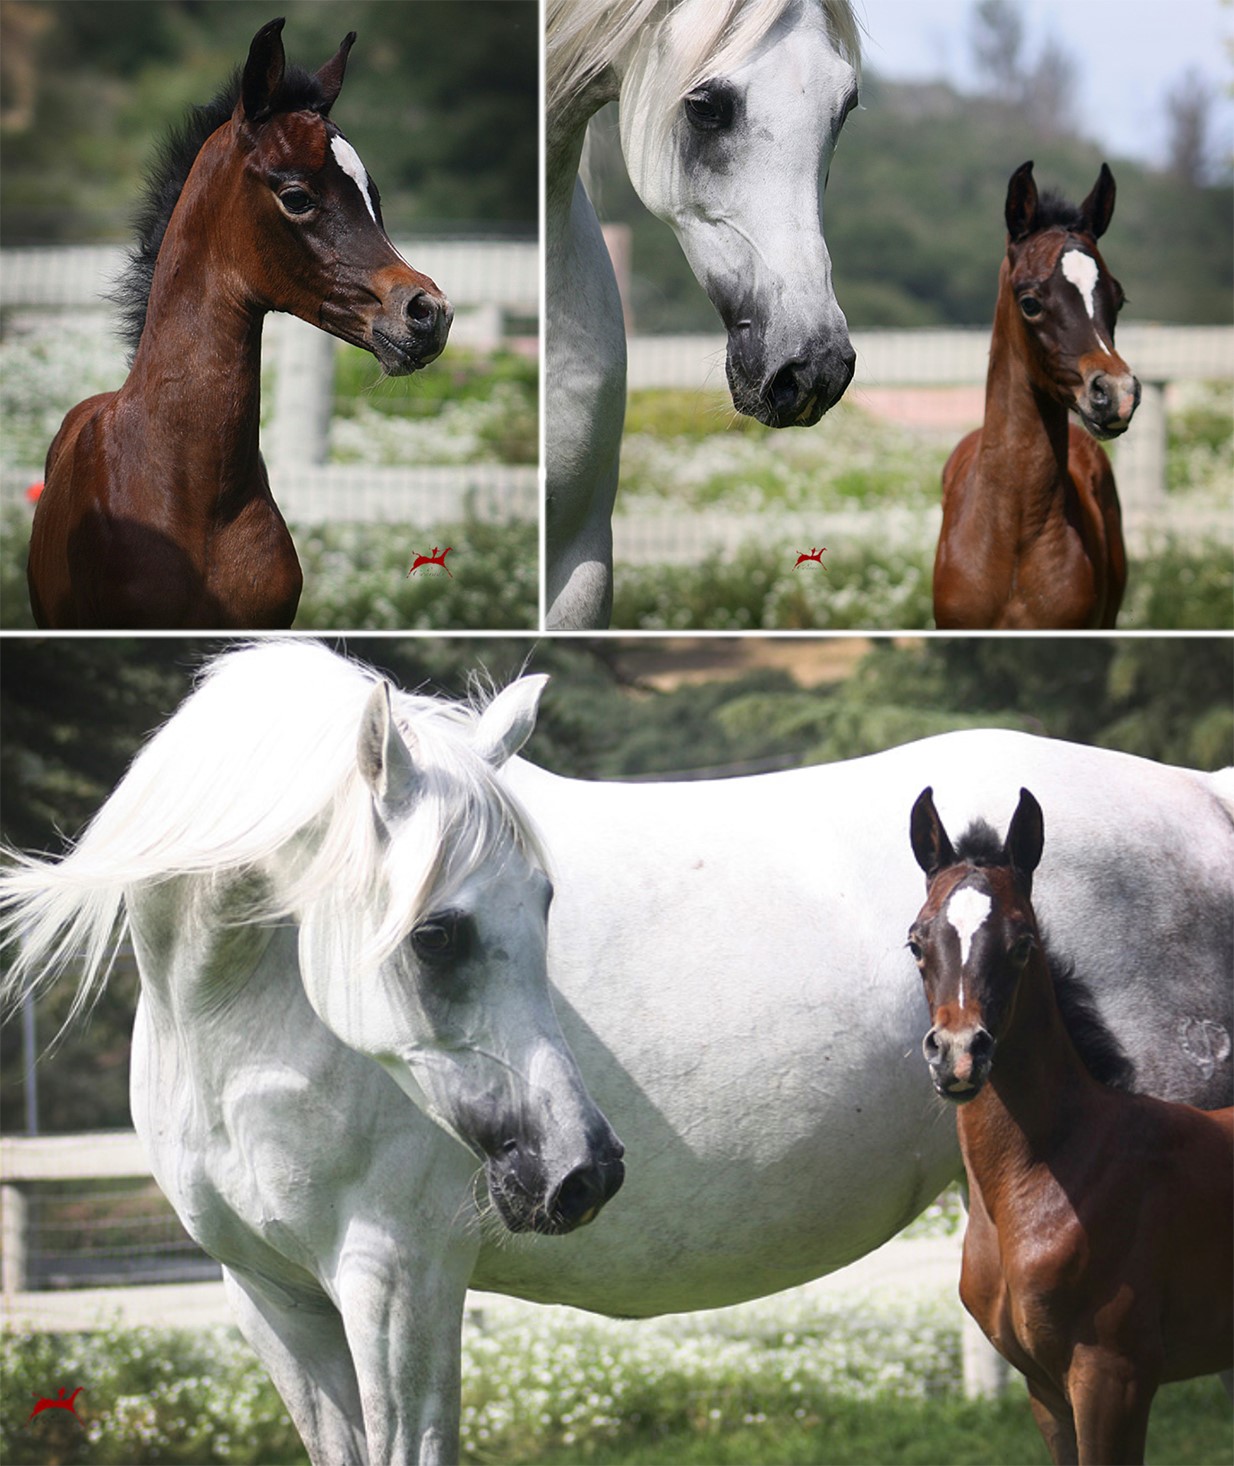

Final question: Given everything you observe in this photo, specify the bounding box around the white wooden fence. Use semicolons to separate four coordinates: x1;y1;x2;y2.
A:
0;241;539;525
1;1127;1009;1396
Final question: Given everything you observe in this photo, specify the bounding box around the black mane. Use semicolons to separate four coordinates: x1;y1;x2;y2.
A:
112;62;333;354
953;818;1137;1092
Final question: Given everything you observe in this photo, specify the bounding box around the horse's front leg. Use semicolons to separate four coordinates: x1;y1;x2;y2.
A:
1067;1347;1156;1466
1025;1378;1078;1465
224;1268;369;1466
333;1225;479;1466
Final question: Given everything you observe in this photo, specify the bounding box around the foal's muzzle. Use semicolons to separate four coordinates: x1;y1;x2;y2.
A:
726;326;856;428
372;283;453;376
923;1024;995;1103
1076;367;1140;441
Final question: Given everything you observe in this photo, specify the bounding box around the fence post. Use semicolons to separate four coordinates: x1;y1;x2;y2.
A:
1114;379;1167;519
961;1310;1009;1398
266;314;334;470
2;1184;28;1295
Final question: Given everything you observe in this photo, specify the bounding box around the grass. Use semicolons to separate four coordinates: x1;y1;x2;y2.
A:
4;1298;1229;1466
611;382;1233;631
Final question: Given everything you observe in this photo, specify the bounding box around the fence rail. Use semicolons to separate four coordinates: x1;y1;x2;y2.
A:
625;324;1234;523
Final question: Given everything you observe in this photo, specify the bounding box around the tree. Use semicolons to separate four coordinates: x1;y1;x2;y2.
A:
1165;68;1215;185
970;0;1026;100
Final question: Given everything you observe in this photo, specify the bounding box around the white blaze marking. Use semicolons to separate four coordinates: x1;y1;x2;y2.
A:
1061;248;1112;353
330;134;376;222
945;887;992;968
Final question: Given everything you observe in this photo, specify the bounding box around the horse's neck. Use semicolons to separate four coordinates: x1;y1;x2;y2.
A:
958;955;1101;1206
975;275;1073;539
122;146;266;507
547;71;617;232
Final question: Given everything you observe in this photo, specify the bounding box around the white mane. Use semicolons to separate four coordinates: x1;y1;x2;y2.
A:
547;0;861;123
0;640;543;1027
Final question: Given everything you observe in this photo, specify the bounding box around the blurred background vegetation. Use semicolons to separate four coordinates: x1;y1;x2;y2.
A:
0;0;538;240
3;634;1231;1133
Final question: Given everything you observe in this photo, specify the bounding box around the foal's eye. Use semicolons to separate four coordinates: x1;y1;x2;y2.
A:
411;912;469;964
1009;934;1034;966
278;187;315;216
907;939;925;964
1019;296;1043;319
684;87;734;132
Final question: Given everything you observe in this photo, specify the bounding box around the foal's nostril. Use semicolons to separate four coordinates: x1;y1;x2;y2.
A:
969;1027;996;1067
922;1027;943;1067
405;292;437;330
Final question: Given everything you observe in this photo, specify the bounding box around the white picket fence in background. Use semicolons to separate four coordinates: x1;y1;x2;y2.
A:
0;1128;1010;1398
624;326;1231;560
0;241;539;525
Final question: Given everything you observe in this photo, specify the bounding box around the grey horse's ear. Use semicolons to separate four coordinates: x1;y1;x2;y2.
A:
358;681;420;817
910;786;956;881
471;675;549;768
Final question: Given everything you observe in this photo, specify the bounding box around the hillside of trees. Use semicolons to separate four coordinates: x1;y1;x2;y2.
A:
0;0;538;240
3;635;1230;1133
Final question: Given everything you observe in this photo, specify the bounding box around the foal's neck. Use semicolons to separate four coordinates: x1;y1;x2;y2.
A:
960;952;1101;1190
124;133;266;506
977;263;1072;534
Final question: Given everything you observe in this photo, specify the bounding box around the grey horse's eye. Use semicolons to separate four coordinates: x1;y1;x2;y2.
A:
411;911;471;964
684;84;734;132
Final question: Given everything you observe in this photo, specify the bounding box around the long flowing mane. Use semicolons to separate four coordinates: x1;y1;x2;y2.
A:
112;63;336;354
953;821;1136;1092
0;642;544;1028
546;0;861;123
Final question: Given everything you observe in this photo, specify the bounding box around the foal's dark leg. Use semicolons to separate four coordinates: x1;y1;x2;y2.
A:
1069;1349;1156;1466
1027;1380;1079;1465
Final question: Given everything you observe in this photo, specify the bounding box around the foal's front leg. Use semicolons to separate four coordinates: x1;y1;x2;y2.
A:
1068;1347;1156;1466
1026;1378;1078;1465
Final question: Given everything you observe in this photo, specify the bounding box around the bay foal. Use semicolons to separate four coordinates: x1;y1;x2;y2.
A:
934;163;1138;629
28;19;450;629
908;786;1233;1465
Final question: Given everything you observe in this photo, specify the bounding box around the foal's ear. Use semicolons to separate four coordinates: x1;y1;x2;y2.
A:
471;675;549;769
242;17;288;123
1079;163;1116;240
1004;160;1039;243
315;31;357;115
910;787;957;880
1004;787;1045;891
358;681;420;818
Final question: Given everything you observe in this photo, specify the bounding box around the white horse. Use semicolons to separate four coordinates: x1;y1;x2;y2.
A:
5;643;1233;1465
0;641;623;1465
546;0;862;628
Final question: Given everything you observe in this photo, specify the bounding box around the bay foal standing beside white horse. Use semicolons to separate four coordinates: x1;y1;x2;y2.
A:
545;0;861;628
3;642;1232;1464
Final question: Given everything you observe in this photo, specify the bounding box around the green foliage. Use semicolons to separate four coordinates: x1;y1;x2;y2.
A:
291;517;536;630
588;70;1232;330
2;0;536;244
3;1311;1230;1466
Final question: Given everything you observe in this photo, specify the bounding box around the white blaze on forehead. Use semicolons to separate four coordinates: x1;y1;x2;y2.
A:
1061;248;1112;351
330;134;377;222
945;886;992;967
